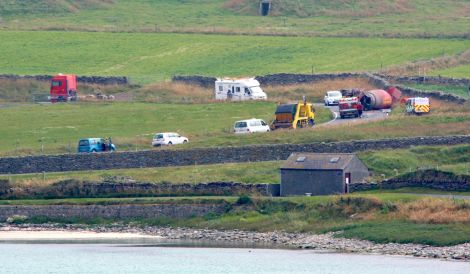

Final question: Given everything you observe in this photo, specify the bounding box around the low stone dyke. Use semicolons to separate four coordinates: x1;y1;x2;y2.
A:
255;73;366;86
0;74;129;85
351;170;470;192
0;203;227;222
0;179;281;199
173;73;469;104
172;75;217;88
2;135;470;175
380;75;470;89
369;73;467;104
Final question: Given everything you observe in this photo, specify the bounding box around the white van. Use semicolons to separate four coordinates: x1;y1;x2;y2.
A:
215;78;267;101
234;118;270;134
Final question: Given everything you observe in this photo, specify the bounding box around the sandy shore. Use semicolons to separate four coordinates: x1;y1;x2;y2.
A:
0;230;160;240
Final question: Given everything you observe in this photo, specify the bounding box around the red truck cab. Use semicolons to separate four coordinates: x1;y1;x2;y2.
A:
49;74;78;102
339;97;363;119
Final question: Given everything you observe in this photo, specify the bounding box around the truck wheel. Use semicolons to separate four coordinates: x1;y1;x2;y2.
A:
91;149;97;153
168;142;172;145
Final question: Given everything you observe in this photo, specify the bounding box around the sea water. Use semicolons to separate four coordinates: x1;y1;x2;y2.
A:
0;242;468;274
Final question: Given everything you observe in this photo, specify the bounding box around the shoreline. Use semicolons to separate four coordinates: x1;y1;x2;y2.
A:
0;224;469;261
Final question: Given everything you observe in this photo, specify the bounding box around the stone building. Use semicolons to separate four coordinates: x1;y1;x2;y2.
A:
280;153;369;196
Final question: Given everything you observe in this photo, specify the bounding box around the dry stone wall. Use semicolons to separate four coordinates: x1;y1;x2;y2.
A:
368;73;467;104
174;73;469;104
0;74;129;85
1;135;470;175
351;170;470;192
0;180;281;199
0;203;227;222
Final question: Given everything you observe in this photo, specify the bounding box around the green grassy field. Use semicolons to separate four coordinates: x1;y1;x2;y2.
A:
406;83;469;99
0;101;294;155
1;100;469;156
430;64;470;79
1;31;469;83
1;0;469;38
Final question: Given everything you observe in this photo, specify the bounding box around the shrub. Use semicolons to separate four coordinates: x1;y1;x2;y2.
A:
236;195;253;205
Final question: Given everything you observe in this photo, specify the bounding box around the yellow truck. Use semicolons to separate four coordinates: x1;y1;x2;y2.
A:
405;97;430;115
271;101;315;129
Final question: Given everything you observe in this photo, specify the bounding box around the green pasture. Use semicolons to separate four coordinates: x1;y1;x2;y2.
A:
1;0;469;38
1;100;470;156
0;101;283;155
405;83;469;99
1;31;470;83
430;65;470;79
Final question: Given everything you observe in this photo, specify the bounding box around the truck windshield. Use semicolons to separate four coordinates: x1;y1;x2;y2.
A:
235;122;247;128
328;91;341;97
52;81;62;87
249;87;263;94
78;140;89;146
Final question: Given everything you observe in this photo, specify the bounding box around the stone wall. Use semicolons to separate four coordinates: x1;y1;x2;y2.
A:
0;179;281;199
256;73;366;86
173;73;469;104
351;169;470;192
0;74;129;85
172;75;217;88
0;203;227;222
381;75;470;88
1;135;470;175
368;73;467;104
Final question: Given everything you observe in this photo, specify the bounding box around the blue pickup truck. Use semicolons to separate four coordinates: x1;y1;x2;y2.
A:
77;138;116;153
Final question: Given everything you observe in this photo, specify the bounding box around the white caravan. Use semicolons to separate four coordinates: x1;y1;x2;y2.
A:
215;78;267;101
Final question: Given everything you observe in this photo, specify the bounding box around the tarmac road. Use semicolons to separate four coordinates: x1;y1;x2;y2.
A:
321;104;391;125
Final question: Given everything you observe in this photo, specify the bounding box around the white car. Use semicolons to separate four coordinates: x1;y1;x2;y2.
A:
324;90;342;106
152;132;188;146
234;118;270;134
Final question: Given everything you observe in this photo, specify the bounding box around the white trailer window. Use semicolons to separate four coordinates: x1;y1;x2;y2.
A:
218;85;223;91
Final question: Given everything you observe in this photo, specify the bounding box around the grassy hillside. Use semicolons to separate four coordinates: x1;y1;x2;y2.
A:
0;99;468;156
0;0;111;15
1;31;469;83
0;0;469;38
430;64;470;79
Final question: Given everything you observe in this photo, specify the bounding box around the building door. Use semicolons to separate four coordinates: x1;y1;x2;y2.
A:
344;173;351;194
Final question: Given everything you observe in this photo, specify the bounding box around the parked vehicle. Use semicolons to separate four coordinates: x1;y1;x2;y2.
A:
215;78;267;101
324;90;342;106
405;97;430;115
77;138;115;153
272;98;315;129
152;132;188;146
49;74;78;102
339;97;363;118
234;118;270;134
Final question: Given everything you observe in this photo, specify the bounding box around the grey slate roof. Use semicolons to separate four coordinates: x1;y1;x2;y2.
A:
281;153;357;170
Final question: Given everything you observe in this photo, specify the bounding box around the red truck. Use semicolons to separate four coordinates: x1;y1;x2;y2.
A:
339;97;363;119
49;74;78;102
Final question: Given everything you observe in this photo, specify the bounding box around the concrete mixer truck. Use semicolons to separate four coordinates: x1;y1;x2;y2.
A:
360;89;393;110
